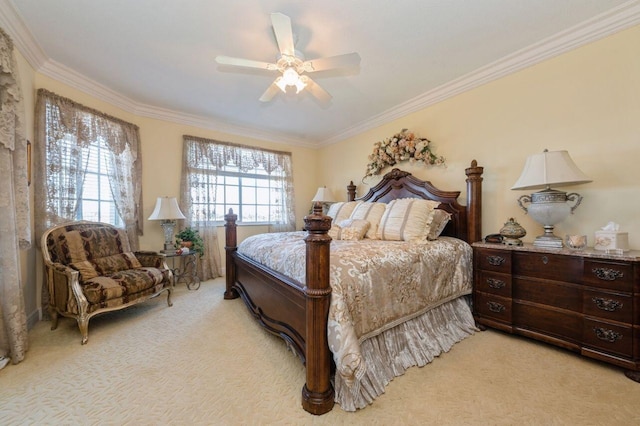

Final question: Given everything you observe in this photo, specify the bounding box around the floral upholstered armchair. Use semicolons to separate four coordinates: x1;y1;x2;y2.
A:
41;221;173;344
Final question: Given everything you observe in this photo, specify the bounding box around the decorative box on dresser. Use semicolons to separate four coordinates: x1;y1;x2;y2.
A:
472;242;640;381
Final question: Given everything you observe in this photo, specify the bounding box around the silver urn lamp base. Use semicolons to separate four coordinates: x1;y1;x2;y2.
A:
517;188;583;249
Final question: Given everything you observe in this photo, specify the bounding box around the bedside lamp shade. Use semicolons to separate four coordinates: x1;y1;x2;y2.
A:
148;197;186;252
511;150;592;190
312;187;335;203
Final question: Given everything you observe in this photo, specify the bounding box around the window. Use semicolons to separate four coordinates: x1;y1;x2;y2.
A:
77;139;123;227
190;159;286;224
34;89;143;247
181;136;295;229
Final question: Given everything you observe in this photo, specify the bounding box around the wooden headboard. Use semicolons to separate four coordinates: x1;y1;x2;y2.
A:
346;161;483;243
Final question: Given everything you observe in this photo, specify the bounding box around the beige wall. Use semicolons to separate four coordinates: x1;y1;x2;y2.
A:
318;25;640;249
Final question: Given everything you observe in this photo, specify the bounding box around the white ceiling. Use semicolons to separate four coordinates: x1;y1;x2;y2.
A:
3;0;639;147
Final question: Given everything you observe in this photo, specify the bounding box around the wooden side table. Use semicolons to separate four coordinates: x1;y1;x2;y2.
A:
164;251;201;290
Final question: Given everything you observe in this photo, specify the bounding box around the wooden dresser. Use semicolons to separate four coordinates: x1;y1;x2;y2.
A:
472;242;640;379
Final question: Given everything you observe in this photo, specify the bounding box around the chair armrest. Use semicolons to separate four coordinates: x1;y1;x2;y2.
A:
43;261;87;313
134;251;167;268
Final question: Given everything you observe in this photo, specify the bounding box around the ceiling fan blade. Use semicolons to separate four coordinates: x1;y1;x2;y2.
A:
302;52;361;73
215;55;277;71
270;13;295;57
259;79;281;102
301;76;332;104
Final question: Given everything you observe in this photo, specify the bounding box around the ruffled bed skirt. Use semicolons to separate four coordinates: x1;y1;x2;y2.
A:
334;296;477;411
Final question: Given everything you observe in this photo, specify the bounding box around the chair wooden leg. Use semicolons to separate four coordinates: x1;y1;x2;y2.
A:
166;286;173;307
50;308;59;330
77;315;89;345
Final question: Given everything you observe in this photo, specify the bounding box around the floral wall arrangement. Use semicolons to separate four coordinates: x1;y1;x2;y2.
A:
364;129;445;179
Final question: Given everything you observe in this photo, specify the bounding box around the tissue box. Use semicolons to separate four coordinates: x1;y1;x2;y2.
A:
594;231;629;251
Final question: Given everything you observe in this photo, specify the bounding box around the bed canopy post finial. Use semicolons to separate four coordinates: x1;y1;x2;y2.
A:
465;160;484;243
224;208;239;300
347;181;357;202
302;208;335;414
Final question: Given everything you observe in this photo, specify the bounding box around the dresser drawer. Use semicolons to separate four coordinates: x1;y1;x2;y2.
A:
475;292;512;323
514;302;582;342
583;318;633;358
583;260;633;292
476;248;511;273
513;252;581;281
583;290;632;323
513;278;581;312
476;271;511;297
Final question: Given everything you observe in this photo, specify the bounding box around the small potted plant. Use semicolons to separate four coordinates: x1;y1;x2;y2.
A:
175;227;204;257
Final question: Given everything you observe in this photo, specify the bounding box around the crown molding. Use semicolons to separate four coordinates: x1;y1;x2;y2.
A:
319;0;640;146
0;0;46;68
2;0;639;149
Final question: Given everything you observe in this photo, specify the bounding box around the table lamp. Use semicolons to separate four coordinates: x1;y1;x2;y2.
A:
148;196;186;252
311;186;335;214
511;149;592;248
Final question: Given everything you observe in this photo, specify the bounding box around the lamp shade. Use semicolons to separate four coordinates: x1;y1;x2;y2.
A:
511;149;592;190
312;187;335;203
148;197;186;220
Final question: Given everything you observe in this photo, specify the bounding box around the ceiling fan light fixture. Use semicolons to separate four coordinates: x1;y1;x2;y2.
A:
275;67;306;93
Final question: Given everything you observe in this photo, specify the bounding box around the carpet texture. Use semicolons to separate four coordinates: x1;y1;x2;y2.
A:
1;278;639;425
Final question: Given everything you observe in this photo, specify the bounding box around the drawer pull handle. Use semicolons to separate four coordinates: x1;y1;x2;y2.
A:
592;267;624;281
487;301;506;313
592;297;623;312
541;255;548;265
593;327;623;343
487;278;506;289
487;255;505;266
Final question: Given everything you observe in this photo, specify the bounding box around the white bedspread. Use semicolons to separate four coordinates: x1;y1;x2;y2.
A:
237;231;473;391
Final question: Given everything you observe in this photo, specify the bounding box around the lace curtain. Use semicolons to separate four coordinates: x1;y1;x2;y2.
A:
180;135;295;279
34;89;143;315
34;89;143;245
0;28;30;366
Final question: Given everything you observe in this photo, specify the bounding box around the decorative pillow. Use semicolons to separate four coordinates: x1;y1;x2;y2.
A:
376;198;440;241
70;252;142;281
427;209;451;240
328;219;371;241
326;201;361;223
348;202;386;239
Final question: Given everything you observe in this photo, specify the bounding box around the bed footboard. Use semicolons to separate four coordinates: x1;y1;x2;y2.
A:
224;205;335;415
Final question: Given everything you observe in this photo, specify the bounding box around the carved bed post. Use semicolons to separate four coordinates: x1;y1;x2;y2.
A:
347;180;357;202
224;208;239;300
465;160;484;243
301;203;335;415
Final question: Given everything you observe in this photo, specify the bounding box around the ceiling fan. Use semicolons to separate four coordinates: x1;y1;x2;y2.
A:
215;12;361;103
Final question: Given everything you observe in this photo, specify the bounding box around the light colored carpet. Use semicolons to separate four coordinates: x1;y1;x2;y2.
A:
1;278;639;425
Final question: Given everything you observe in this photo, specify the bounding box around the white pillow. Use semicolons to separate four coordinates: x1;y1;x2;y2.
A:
326;201;361;223
349;202;386;239
376;198;440;241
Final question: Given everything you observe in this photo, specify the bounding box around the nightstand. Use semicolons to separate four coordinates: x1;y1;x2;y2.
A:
164;251;201;290
472;242;640;381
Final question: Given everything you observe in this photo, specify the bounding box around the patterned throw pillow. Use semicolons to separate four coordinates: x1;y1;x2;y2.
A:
427;209;452;240
70;253;142;281
328;219;371;241
348;202;386;239
376;198;440;241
